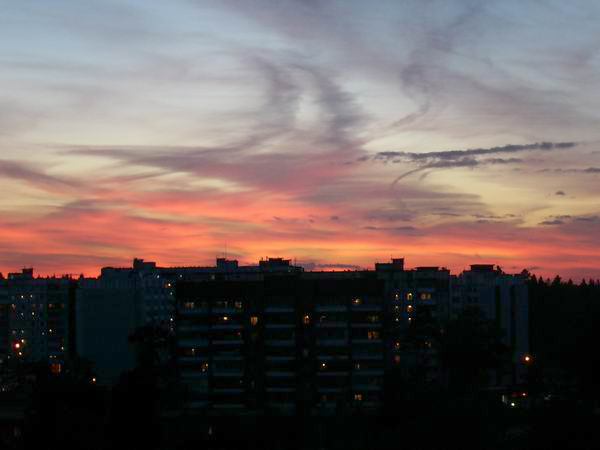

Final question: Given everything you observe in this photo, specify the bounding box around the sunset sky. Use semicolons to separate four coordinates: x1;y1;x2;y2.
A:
1;0;599;279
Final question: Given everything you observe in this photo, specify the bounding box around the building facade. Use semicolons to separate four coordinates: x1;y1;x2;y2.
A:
0;269;73;379
175;258;530;415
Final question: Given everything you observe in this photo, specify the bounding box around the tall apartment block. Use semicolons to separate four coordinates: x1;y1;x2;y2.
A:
76;257;290;383
175;258;529;415
0;269;74;379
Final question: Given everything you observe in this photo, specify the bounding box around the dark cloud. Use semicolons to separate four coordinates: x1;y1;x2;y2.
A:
373;142;576;163
0;159;80;192
363;142;577;184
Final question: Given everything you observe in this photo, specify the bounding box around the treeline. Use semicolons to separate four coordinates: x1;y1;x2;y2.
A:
528;274;600;399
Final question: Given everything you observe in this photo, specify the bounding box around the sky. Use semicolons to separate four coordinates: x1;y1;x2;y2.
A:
1;0;600;279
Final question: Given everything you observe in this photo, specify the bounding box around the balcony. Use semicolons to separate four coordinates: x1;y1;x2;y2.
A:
350;305;382;311
212;324;243;330
179;308;209;315
212;307;242;314
266;371;295;377
315;322;347;328
213;355;243;361
178;339;209;347
265;340;295;346
352;339;382;345
351;353;384;360
212;388;244;394
212;339;243;345
316;339;348;346
351;384;382;391
315;305;347;312
351;369;384;376
265;306;295;313
317;371;348;377
266;387;296;393
213;371;244;377
178;325;210;332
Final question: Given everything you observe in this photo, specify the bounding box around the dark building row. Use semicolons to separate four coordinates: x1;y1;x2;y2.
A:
0;257;528;414
175;258;529;414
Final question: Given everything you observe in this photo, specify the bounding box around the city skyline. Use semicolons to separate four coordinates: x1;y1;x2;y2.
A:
1;1;600;279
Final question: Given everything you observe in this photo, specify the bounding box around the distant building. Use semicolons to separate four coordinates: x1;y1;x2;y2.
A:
452;264;529;385
0;269;74;379
75;257;296;383
174;259;529;415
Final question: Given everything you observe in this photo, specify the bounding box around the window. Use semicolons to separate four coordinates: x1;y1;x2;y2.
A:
320;362;327;370
420;293;432;300
352;298;362;305
394;355;401;364
354;393;363;401
183;301;195;309
406;293;413;301
234;301;243;309
303;314;310;325
367;314;379;323
367;331;380;340
250;316;259;326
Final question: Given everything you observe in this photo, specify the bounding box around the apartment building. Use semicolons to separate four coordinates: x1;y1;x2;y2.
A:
175;258;529;415
0;269;73;377
75;257;291;383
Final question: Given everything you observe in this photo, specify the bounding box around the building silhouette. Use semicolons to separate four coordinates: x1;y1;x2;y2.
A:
0;269;73;379
174;258;529;414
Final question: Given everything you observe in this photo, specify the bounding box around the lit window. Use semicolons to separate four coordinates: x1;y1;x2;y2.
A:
320;362;327;370
367;314;379;323
250;316;259;326
420;293;432;300
367;331;380;340
394;355;401;364
234;301;243;309
201;362;209;372
407;305;413;311
406;293;413;301
50;363;61;374
303;314;310;325
91;377;97;383
352;298;362;305
354;393;363;401
184;302;195;309
222;316;229;322
355;363;361;370
394;342;401;349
